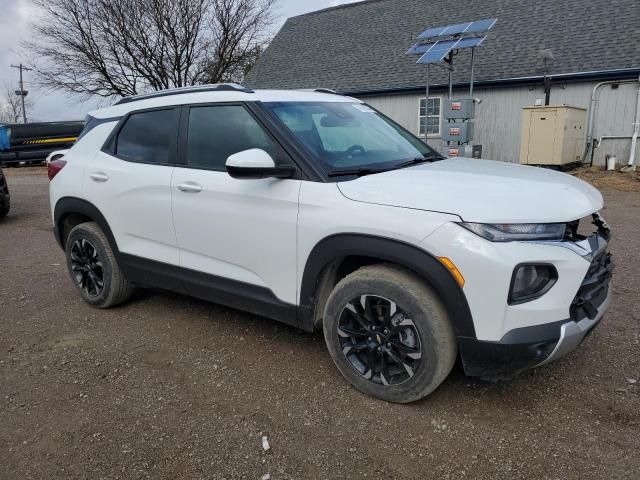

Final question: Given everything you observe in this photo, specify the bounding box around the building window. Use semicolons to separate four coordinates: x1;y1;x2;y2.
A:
419;97;441;137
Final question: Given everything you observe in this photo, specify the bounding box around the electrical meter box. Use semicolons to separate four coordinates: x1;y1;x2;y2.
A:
443;99;475;120
443;121;474;143
520;106;587;166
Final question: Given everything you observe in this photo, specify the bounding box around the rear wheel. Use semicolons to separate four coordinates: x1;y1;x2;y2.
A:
65;222;132;308
0;203;8;219
323;264;456;403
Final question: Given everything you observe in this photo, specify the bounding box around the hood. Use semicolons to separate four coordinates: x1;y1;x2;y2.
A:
337;158;603;223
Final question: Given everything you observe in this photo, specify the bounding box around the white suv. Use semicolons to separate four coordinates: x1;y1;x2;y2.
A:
48;84;613;403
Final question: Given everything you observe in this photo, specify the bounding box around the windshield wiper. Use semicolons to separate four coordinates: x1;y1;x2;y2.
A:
327;153;444;178
327;167;381;178
393;154;444;170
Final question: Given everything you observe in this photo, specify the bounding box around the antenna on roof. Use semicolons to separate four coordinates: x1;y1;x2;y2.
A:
405;18;497;150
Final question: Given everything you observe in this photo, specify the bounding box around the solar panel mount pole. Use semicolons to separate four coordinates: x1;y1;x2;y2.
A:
469;47;476;98
447;51;454;99
425;64;430;145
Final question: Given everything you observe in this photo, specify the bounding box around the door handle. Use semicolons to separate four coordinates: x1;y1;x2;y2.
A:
177;182;203;193
89;172;109;182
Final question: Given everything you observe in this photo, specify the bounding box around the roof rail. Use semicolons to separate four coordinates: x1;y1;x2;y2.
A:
113;83;255;106
313;88;338;94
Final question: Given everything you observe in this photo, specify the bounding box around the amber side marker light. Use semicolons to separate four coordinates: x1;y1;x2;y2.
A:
438;257;465;288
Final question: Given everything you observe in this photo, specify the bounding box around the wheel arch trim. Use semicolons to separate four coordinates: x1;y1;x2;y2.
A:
298;234;477;339
53;197;119;253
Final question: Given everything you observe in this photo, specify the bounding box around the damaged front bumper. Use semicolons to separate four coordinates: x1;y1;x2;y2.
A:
458;215;614;381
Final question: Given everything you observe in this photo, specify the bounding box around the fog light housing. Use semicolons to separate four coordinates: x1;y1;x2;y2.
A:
508;264;558;305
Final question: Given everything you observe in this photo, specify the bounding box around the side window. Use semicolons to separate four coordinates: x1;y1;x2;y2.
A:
187;105;277;171
115;108;178;164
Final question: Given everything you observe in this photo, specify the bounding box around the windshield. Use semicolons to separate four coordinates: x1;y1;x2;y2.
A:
264;102;440;173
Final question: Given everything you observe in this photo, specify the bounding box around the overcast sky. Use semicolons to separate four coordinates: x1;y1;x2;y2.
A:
0;0;361;122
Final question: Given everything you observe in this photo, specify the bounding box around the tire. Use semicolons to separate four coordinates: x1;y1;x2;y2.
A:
0;203;8;220
65;221;132;308
323;264;457;403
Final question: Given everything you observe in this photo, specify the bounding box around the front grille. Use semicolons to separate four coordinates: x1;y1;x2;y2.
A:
570;250;613;321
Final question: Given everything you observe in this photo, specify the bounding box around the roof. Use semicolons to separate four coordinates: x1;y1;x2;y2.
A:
245;0;640;95
91;89;361;119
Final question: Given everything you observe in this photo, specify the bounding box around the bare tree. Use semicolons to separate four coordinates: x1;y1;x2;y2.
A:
0;86;29;124
205;0;272;83
24;0;275;98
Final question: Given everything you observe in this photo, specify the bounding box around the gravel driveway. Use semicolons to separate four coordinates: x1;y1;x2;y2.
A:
1;168;638;479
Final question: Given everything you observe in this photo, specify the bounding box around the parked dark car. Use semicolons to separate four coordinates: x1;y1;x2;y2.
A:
0;166;9;219
0;121;83;165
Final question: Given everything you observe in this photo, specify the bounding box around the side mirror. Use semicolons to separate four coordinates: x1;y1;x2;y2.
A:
225;148;295;180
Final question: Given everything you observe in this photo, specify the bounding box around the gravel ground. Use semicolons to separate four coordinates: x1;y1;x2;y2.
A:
1;168;639;479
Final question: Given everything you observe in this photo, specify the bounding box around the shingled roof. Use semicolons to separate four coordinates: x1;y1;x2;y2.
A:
245;0;640;94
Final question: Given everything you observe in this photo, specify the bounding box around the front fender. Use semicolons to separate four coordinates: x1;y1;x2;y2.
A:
298;233;476;339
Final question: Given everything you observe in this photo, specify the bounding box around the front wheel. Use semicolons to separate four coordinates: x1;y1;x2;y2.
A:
323;264;457;403
65;222;132;308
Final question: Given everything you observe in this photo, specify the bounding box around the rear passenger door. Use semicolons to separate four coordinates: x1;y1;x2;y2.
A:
87;107;180;266
171;103;301;306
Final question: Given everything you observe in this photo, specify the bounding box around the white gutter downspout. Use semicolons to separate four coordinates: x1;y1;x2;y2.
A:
625;75;640;171
584;78;639;165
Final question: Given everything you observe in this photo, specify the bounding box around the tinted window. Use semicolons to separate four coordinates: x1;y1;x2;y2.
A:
187;105;276;170
116;109;178;164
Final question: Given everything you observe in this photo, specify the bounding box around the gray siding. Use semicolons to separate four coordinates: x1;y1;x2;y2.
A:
361;80;640;166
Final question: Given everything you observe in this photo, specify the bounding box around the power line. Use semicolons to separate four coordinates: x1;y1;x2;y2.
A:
10;63;33;123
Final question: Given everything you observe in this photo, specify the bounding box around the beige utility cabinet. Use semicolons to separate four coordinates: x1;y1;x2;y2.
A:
519;106;586;166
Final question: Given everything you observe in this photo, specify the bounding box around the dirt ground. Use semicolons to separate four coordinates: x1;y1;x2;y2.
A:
572;166;640;192
1;167;639;480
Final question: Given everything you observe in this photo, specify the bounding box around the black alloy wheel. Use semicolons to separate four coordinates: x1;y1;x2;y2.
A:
337;294;423;386
70;238;104;297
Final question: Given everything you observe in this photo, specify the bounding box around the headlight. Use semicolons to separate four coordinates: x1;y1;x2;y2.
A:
458;222;565;242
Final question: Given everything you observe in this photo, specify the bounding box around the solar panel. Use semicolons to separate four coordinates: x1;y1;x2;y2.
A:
455;36;487;49
465;18;498;34
417;39;460;64
441;21;474;36
417;17;497;40
418;26;448;40
405;43;432;55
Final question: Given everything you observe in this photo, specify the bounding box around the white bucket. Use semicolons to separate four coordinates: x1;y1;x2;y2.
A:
606;155;617;171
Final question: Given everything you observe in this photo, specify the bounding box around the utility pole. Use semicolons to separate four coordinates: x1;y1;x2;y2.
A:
10;63;32;123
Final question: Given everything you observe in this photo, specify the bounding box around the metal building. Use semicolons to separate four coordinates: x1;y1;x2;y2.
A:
245;0;640;167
